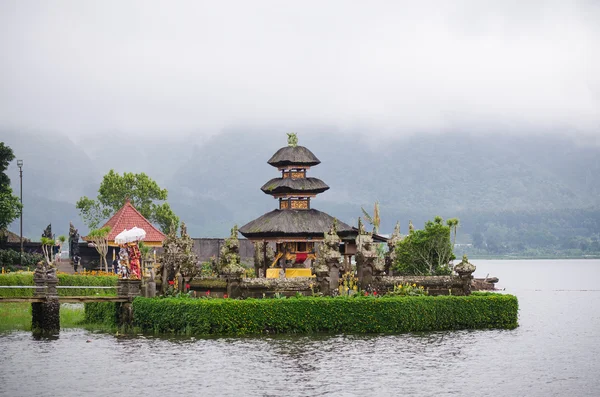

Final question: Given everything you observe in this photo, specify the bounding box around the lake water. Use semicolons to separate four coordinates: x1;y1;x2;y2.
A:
1;259;599;397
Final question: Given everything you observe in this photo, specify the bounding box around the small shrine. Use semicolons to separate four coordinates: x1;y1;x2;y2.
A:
85;199;166;278
240;134;356;277
101;199;166;247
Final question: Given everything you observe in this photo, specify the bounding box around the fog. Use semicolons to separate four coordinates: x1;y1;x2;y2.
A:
1;0;598;139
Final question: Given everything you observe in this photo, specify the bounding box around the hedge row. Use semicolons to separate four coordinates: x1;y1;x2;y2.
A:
0;273;118;297
84;302;119;326
132;294;518;335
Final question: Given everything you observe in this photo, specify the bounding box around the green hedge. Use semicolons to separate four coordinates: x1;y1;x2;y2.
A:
0;273;118;297
84;302;119;326
132;294;518;335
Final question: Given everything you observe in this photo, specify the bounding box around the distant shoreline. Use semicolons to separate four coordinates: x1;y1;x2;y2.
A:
465;255;600;260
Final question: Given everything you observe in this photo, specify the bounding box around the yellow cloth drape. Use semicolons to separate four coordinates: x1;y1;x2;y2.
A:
266;268;313;278
285;268;312;278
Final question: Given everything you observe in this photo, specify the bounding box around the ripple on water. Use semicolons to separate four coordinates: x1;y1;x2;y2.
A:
1;259;600;396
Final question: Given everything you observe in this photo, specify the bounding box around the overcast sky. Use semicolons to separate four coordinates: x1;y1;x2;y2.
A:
0;0;598;139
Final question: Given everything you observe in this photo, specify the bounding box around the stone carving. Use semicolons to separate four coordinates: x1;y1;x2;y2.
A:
69;222;80;258
356;221;384;288
34;260;46;280
384;222;402;275
287;132;298;147
42;224;52;239
408;220;414;234
218;225;245;278
159;222;199;290
454;254;476;295
313;220;342;295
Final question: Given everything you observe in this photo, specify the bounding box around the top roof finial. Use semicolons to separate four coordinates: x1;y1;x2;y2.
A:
287;132;298;147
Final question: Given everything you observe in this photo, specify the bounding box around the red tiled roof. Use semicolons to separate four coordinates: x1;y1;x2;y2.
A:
100;200;166;242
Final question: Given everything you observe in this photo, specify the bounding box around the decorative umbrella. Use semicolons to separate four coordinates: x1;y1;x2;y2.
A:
114;227;147;244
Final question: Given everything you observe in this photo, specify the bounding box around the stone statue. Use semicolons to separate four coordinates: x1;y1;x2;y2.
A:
385;222;402;275
45;263;57;280
356;226;384;288
218;225;244;278
408;220;414;234
34;260;46;279
287;132;298;147
69;222;80;258
313;220;342;295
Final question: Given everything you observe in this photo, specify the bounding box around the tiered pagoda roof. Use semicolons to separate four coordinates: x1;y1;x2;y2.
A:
240;209;353;239
240;134;353;240
267;146;321;167
260;177;329;195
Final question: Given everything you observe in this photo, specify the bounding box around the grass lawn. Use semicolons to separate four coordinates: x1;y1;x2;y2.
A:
0;302;85;331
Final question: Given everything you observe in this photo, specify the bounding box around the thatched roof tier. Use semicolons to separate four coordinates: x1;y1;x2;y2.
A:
261;177;329;195
239;209;353;239
267;146;321;168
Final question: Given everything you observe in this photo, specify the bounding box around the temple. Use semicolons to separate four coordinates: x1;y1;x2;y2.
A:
240;134;365;275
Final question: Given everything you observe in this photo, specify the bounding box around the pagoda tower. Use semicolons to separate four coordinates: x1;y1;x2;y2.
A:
240;134;354;272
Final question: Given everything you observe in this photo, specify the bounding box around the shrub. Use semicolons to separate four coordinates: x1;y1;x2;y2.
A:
132;294;518;335
0;249;44;270
0;273;118;297
84;302;119;326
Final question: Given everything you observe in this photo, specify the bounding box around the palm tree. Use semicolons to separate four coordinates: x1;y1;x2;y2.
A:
446;218;460;247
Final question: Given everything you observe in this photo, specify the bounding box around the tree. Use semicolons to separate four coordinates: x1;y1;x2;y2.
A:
446;218;460;247
40;237;55;266
76;170;179;232
160;221;199;292
393;216;455;276
0;142;22;231
87;226;111;272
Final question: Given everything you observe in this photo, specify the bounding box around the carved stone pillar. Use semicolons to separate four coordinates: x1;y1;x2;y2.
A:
454;255;476;296
32;264;60;334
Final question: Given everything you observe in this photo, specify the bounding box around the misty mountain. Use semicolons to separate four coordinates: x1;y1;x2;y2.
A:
3;128;600;243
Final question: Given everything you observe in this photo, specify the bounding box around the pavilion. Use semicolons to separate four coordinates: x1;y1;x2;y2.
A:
240;134;385;276
93;199;166;248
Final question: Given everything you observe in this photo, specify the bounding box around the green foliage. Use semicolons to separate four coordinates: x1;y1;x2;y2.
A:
84;302;119;326
132;294;518;335
0;142;22;230
199;262;216;277
0;273;117;297
394;216;455;275
76;169;179;232
87;226;111;238
0;249;44;270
